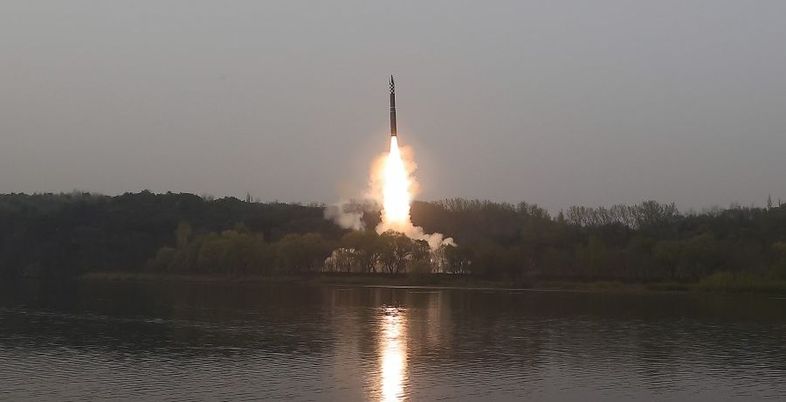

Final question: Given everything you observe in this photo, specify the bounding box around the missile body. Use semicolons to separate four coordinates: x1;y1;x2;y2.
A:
389;75;397;137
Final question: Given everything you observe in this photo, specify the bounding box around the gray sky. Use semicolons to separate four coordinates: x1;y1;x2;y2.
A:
2;1;785;211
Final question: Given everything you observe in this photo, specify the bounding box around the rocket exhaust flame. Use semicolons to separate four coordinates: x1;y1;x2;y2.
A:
375;76;454;249
374;134;454;250
381;136;410;229
325;76;455;251
379;75;411;229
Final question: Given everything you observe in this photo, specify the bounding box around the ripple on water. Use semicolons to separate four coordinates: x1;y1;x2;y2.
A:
2;285;786;401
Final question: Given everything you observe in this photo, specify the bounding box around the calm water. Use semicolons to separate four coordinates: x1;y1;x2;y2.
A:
1;281;786;401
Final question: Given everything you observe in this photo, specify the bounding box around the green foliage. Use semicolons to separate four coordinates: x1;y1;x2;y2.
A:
698;271;786;293
149;229;274;275
0;191;339;278
324;247;357;273
275;233;332;273
378;231;419;274
175;222;192;249
770;241;786;279
340;230;383;273
575;235;607;279
442;244;473;274
4;193;786;286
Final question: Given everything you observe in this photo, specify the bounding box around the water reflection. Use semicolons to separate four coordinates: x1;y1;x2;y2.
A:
379;306;407;402
3;282;786;400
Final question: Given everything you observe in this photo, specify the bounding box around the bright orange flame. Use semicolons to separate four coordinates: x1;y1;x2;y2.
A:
371;134;455;250
381;137;412;230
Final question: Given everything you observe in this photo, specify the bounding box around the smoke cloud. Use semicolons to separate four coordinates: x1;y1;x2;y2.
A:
325;138;454;251
323;199;377;231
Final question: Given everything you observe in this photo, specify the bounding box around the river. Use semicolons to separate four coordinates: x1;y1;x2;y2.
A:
1;281;785;400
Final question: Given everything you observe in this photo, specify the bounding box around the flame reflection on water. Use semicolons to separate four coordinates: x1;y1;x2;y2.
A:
379;306;407;402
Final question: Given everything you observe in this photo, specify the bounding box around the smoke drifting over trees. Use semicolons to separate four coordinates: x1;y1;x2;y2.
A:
324;200;377;231
326;137;453;251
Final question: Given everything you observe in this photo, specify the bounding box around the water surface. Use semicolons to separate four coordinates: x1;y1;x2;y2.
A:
1;281;785;401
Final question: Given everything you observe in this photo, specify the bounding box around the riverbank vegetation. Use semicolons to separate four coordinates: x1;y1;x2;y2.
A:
3;191;786;292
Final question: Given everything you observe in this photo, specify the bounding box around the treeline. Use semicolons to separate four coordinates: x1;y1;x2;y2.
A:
415;199;786;282
2;192;786;283
146;225;433;277
0;191;341;278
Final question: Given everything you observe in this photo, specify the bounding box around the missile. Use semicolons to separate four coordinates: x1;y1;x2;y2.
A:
389;75;397;137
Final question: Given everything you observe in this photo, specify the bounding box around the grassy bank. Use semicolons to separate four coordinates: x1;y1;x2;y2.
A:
697;272;786;293
79;271;786;294
79;272;516;290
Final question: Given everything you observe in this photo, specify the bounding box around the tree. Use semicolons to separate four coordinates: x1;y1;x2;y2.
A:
275;233;332;273
148;247;176;272
653;240;682;280
340;230;382;273
324;248;357;273
442;244;472;274
771;242;786;279
378;231;416;274
175;221;192;249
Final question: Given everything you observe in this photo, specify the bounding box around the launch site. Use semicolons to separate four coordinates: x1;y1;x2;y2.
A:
2;2;786;401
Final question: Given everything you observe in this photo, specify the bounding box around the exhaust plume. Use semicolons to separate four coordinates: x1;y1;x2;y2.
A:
326;76;453;250
371;137;454;250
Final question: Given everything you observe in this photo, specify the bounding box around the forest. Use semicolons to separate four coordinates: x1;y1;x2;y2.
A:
2;191;786;286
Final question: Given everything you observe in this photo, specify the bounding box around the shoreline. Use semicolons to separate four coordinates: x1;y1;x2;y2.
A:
77;272;786;294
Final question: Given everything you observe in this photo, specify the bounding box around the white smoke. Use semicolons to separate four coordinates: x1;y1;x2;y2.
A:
326;198;455;250
324;199;377;231
377;219;455;250
325;141;455;251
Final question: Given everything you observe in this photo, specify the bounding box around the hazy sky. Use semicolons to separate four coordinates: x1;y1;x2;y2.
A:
2;1;785;211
